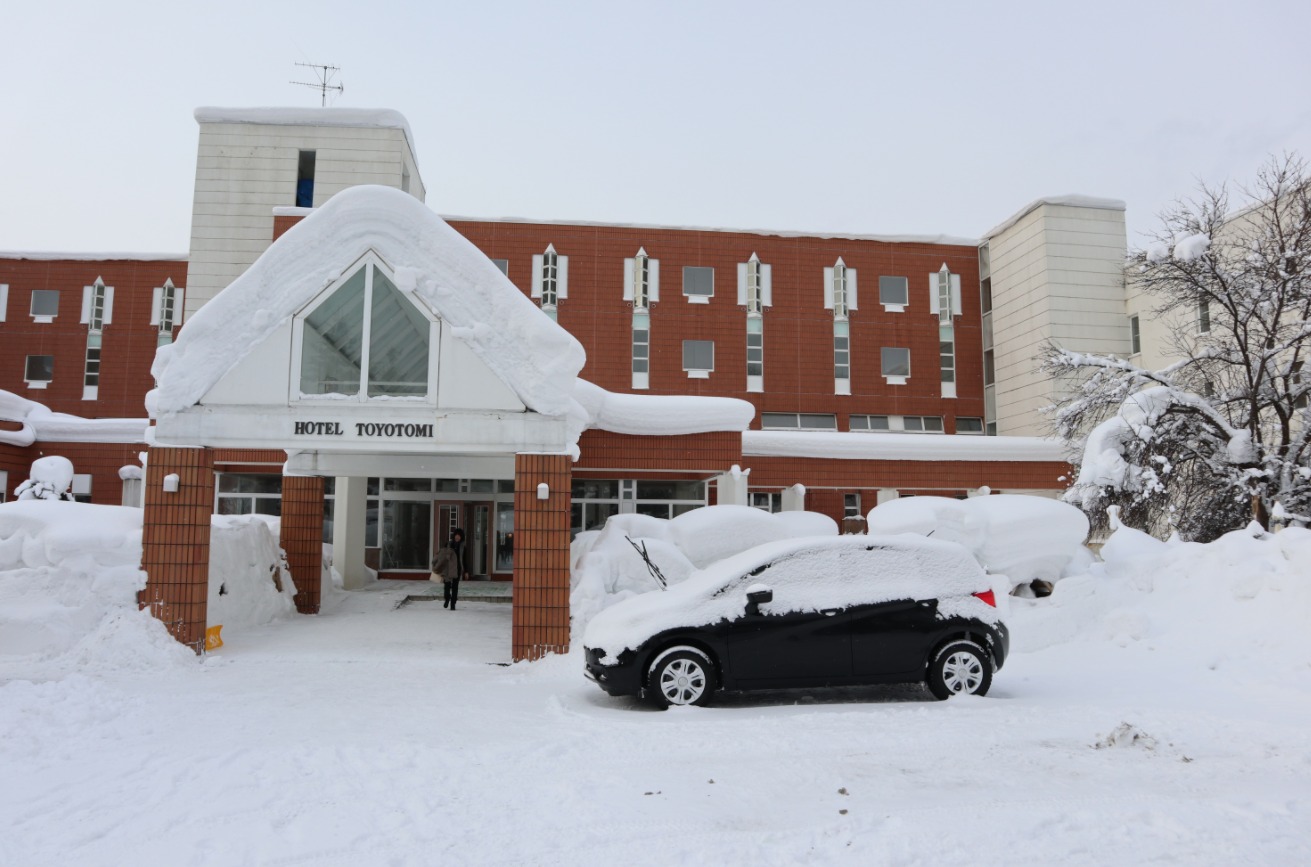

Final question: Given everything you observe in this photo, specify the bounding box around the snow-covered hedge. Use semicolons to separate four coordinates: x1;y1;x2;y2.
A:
866;494;1091;590
570;505;838;632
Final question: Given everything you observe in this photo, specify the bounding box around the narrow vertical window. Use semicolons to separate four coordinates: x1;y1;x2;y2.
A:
1197;299;1210;333
152;279;182;347
937;266;957;398
844;493;861;519
632;311;650;389
82;279;110;400
746;316;764;392
834;321;851;395
831;260;848;318
296;150;316;207
1130;315;1141;355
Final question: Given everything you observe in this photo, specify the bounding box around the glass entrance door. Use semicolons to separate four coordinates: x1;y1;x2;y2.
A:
434;500;492;578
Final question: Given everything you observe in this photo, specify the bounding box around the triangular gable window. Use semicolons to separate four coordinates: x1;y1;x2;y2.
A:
297;257;432;400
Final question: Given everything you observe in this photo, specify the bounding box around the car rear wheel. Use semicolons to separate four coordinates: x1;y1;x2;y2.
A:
647;647;716;708
927;640;992;700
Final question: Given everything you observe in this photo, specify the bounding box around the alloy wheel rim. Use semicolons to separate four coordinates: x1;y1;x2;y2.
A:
942;651;983;694
659;658;706;704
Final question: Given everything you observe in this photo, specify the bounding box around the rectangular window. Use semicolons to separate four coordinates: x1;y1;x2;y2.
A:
541;251;558;306
0;284;8;321
31;289;59;320
746;317;764;391
626;252;658;308
956;417;985;434
834;320;850;394
902;416;944;433
742;257;770;313
761;412;837;430
83;332;101;397
844;493;861;518
632;312;650;389
980;276;992;314
683;339;714;376
984;348;995;386
216;473;283;516
491;259;509;276
850;415;890;431
940;324;956;385
879;276;908;307
749;491;780;513
1130;315;1141;354
25;355;54;386
1292;361;1307;410
683;266;714;301
153;281;182;346
296;150;316;208
1197;299;1210;333
881;347;911;380
84;282;109;331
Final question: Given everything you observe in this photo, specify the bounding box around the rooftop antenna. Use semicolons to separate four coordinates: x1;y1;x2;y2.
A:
291;62;344;106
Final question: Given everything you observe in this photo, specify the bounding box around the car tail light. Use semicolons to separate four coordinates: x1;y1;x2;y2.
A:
972;589;996;607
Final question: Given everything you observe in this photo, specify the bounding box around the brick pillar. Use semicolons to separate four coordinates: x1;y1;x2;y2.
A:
140;446;214;653
512;453;572;661
280;475;324;615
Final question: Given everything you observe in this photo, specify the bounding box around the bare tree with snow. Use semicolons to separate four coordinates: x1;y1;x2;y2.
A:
1044;153;1311;540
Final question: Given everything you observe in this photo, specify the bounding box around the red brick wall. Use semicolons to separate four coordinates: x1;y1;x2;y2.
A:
140;446;215;653
0;257;186;419
0;440;145;504
513;453;571;661
574;429;742;472
447;220;984;429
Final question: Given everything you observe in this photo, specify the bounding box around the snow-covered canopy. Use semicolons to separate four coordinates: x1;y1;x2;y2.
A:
570;379;754;436
743;430;1069;462
149;186;587;418
0;390;146;447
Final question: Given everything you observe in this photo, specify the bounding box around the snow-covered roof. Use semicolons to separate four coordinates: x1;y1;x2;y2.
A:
571;380;754;436
149;186;585;418
0;251;186;262
194;107;419;165
441;214;979;248
0;391;147;446
742;430;1072;462
983;194;1127;241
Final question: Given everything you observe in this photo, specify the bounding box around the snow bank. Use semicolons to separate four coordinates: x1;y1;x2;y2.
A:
743;430;1069;462
149;186;585;418
0;501;192;673
207;515;299;631
0;505;317;677
570;378;754;436
1012;522;1311;682
867;495;1089;589
583;534;992;657
570;505;838;632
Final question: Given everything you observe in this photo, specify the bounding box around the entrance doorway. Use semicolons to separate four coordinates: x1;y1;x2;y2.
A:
434;500;510;580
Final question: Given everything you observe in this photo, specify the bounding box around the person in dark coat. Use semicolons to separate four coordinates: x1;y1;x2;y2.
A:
431;528;469;610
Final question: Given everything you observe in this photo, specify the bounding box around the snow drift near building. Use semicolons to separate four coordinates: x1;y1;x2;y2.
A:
867;494;1091;589
0;503;306;678
570;505;838;632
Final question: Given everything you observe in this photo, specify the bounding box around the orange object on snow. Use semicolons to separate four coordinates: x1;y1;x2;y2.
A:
205;625;224;650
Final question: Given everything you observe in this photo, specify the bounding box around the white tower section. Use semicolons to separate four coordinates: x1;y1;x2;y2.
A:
186;107;426;318
981;196;1129;436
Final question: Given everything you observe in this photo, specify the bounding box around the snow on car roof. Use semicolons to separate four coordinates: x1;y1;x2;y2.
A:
583;534;991;657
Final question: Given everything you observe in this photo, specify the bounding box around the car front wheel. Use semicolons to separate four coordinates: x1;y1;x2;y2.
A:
647;647;717;708
927;640;992;700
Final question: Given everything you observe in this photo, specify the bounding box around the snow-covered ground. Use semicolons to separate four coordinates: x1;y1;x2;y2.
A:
2;512;1310;865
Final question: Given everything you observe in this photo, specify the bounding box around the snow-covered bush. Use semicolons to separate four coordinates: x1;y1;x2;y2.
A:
571;505;838;632
867;494;1090;591
14;455;76;501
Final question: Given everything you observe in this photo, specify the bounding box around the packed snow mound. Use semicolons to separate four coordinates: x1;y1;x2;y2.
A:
867;495;1089;589
0;504;317;677
0;501;193;674
208;515;299;631
584;534;995;657
570;506;839;631
570;379;754;436
149;185;585;418
1011;522;1311;679
0;388;146;447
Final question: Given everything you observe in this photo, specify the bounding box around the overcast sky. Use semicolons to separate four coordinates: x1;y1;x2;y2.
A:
2;1;1308;255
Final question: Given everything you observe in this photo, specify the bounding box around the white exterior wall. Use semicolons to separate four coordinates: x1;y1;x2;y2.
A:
186;118;425;317
987;201;1129;436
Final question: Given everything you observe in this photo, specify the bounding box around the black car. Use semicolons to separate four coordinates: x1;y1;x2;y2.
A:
583;535;1008;707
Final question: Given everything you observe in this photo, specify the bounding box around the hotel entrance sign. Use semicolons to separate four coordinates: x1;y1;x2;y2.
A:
292;420;434;438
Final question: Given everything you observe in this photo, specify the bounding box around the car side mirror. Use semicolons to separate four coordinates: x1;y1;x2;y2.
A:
745;584;773;616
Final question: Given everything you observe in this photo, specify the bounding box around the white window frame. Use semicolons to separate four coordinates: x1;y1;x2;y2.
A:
761;412;838;431
491;258;509;276
738;254;772;313
844;493;862;519
881;346;911;385
0;284;8;322
151;279;184;345
879;275;908;312
834;321;851;395
632;311;650;390
749;491;781;513
682;339;714;378
956;417;985;435
624;248;659;308
83;331;101;401
24;354;54;388
823;258;858;318
0;469;8;503
531;245;568;311
71;473;93;504
1197;298;1211;334
746;315;764;392
682;266;714;303
290;251;438;404
30;289;59;323
1130;315;1142;355
928;265;963;317
81;278;114;329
